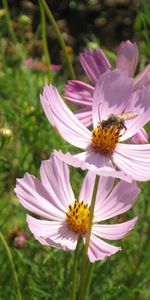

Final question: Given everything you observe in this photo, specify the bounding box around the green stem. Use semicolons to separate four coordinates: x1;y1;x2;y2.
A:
80;175;99;300
2;0;17;44
71;238;80;300
39;0;52;83
84;262;95;300
0;231;22;300
40;0;76;80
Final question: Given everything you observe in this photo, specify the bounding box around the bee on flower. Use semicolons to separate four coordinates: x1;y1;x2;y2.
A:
65;41;149;144
40;69;150;181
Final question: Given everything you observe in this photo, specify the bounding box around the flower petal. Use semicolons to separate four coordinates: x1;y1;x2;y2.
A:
130;128;148;144
64;80;93;105
54;150;132;182
51;64;61;71
74;107;92;127
79;173;115;208
113;143;150;181
27;215;62;237
134;64;150;90
92;69;134;125
40;155;75;210
94;176;115;211
92;217;137;240
80;48;111;84
94;180;139;222
79;171;96;206
14;173;65;221
86;234;121;262
40;85;91;149
27;215;77;251
120;87;150;141
116;40;139;76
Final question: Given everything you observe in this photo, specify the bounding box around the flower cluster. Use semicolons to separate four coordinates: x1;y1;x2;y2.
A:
65;40;149;144
15;40;150;263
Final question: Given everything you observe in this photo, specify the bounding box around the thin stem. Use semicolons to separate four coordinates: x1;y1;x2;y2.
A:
71;238;80;300
80;175;99;300
0;231;22;300
2;0;17;44
84;262;95;300
40;0;76;80
39;0;52;82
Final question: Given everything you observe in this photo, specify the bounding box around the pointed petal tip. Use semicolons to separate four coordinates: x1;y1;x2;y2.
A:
117;40;139;77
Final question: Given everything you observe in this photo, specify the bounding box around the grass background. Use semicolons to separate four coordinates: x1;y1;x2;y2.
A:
0;0;150;299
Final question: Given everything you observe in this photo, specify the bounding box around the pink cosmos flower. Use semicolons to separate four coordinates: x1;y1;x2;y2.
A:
22;57;61;72
40;69;150;181
14;234;28;249
14;155;139;263
65;40;149;143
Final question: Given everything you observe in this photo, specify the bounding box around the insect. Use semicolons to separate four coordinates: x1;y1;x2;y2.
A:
100;112;138;131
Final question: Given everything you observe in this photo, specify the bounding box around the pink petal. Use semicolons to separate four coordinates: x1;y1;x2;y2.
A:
40;232;77;251
92;217;137;240
40;155;75;210
120;87;150;141
27;215;77;251
22;59;61;72
64;80;93;105
51;64;61;71
27;215;63;237
134;64;150;90
116;40;139;76
80;48;111;84
130;128;148;144
94;176;115;212
22;57;35;68
92;69;134;126
54;150;132;182
87;234;121;262
79;174;115;208
94;180;139;222
113;143;150;181
79;171;96;206
14;173;65;221
74;107;92;127
40;85;91;149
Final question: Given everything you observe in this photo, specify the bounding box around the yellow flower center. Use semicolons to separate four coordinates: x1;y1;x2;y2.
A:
92;122;123;156
66;200;90;234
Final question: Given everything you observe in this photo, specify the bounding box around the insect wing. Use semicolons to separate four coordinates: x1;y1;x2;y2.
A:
116;112;138;121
